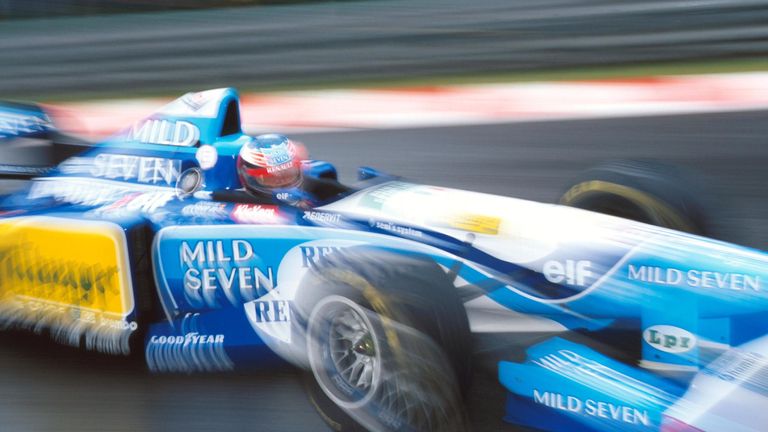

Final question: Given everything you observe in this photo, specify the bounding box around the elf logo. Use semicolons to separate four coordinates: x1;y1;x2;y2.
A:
543;260;593;286
643;325;696;354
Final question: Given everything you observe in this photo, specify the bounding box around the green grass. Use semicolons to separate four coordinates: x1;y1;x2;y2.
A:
39;57;768;103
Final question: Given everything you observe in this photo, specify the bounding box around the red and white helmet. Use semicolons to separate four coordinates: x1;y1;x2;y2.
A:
237;134;303;194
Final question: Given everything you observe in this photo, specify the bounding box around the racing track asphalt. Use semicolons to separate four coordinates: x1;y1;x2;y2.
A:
0;110;766;432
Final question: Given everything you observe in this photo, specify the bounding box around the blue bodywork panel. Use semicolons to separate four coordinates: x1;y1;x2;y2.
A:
500;338;685;431
1;88;767;431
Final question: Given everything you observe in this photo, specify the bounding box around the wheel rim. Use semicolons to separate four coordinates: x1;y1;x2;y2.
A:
307;296;459;431
308;295;381;409
330;307;376;390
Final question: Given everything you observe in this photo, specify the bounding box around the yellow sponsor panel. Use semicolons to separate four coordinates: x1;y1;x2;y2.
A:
447;213;502;235
0;216;134;318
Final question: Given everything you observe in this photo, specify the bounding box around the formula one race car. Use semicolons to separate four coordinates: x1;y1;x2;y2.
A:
0;89;766;432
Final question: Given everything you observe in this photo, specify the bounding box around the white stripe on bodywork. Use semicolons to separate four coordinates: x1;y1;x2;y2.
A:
465;295;567;333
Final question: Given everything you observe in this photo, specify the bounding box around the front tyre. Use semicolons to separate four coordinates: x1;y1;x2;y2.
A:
297;248;470;432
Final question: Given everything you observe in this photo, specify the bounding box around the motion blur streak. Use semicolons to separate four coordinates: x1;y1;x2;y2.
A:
1;0;767;430
1;0;768;99
42;72;768;139
0;110;765;431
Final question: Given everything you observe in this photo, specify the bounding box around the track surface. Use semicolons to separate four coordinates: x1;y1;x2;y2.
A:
0;110;766;432
298;109;768;250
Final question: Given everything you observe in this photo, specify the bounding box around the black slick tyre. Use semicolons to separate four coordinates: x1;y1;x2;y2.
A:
295;247;471;432
560;160;714;236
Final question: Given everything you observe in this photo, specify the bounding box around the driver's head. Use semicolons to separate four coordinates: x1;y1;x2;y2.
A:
237;134;303;195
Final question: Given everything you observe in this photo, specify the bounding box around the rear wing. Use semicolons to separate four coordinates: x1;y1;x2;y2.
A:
0;101;90;179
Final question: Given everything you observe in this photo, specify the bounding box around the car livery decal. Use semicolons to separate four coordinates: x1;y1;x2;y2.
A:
152;225;459;322
0;216;136;354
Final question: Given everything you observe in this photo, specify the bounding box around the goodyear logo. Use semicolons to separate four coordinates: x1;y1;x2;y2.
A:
447;213;501;235
0;217;134;317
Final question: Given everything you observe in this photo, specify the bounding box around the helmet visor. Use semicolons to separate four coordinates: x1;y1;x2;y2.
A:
241;162;302;190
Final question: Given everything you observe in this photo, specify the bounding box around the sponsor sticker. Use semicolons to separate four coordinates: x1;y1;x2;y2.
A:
532;390;650;426
299;245;344;269
0;217;135;354
96;191;175;215
128;119;200;147
93;154;182;186
231;204;283;224
60;153;183;186
445;213;501;235
242;139;298;170
181;201;229;219
369;220;423;238
250;300;291;323
179;240;276;309
146;332;233;373
543;260;594;287
627;264;761;291
643;325;696;354
0;111;52;138
303;211;341;224
245;299;292;344
532;349;656;426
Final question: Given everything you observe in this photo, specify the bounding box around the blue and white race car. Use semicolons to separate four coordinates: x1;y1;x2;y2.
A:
0;89;766;432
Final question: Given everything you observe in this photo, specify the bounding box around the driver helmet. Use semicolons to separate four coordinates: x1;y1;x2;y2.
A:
237;134;303;195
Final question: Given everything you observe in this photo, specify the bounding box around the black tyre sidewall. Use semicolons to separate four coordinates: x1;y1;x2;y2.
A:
560;160;714;235
295;247;471;431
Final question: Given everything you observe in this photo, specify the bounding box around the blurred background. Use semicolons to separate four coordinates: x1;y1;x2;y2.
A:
1;0;768;99
1;1;767;431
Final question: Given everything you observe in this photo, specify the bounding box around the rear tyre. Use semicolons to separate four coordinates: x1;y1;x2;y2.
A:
559;160;714;236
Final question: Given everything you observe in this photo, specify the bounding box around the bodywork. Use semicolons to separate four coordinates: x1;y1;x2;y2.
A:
0;89;766;431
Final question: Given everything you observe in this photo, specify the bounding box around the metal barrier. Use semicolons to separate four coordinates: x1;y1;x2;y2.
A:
1;0;767;99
